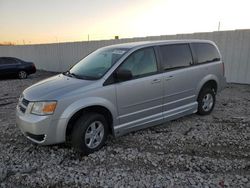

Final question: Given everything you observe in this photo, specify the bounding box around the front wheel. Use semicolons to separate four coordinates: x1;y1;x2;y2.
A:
71;113;108;154
197;87;216;115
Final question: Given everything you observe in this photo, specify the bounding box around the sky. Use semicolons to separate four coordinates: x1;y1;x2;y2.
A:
0;0;250;45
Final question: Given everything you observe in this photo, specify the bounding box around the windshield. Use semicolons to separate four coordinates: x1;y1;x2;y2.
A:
68;47;128;80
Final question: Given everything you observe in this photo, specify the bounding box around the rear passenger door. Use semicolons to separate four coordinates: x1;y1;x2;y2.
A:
158;44;198;119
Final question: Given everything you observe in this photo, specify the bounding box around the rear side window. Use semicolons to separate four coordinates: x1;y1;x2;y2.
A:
1;58;17;64
192;43;220;64
159;44;193;70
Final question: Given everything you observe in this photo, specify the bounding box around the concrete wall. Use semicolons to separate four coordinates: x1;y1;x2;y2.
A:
0;30;250;84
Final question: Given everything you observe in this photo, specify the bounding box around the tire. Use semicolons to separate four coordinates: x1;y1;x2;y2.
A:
18;70;27;79
71;113;108;154
197;87;216;115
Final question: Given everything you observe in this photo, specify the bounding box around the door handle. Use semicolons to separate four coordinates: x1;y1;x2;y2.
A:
151;78;161;84
165;75;174;81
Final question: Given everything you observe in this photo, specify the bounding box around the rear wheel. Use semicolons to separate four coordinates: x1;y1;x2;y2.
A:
71;113;108;154
18;70;27;79
197;87;216;115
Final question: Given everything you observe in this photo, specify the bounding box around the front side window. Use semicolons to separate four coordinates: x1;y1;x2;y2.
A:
159;44;193;70
118;48;157;78
69;47;128;79
192;43;220;64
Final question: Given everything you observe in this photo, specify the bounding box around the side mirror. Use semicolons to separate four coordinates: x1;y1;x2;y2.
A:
115;69;133;82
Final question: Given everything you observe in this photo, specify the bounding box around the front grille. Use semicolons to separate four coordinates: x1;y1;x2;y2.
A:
19;98;30;113
19;105;26;113
22;98;29;107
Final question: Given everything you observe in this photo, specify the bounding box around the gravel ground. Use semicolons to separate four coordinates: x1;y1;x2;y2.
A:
0;71;250;187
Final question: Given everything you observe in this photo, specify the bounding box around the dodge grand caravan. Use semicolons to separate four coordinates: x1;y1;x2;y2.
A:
16;40;226;154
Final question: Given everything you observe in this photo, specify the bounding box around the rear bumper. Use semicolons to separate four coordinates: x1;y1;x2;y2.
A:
218;76;227;92
27;67;36;75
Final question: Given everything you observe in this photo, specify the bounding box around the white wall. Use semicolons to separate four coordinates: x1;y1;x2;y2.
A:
0;30;250;84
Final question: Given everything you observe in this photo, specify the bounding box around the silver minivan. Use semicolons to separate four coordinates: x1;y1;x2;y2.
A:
16;40;226;154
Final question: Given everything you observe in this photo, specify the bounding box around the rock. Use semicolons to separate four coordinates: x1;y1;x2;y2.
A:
188;178;196;185
242;178;248;183
152;162;157;167
224;180;229;186
0;166;7;182
236;175;241;179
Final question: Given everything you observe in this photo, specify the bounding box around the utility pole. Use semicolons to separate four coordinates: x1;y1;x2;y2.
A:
218;21;221;31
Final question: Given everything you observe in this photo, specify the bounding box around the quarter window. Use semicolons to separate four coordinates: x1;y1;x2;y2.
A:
192;43;220;64
119;48;157;78
159;44;193;70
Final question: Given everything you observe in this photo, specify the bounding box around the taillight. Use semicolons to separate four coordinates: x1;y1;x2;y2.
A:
32;63;36;70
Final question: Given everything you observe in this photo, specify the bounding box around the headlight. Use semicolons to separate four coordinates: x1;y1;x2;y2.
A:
31;101;57;115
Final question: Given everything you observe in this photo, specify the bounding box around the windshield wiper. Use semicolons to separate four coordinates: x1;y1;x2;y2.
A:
63;70;98;80
70;72;79;78
78;75;99;80
62;70;70;76
63;70;78;78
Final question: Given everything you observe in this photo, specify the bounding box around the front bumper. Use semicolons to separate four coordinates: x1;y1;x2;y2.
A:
16;104;66;145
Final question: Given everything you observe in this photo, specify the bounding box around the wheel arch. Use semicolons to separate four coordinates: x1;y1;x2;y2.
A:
196;75;218;99
65;105;115;143
201;80;217;92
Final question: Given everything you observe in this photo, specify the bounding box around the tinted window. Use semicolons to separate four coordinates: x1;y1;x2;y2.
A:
119;48;157;78
192;43;220;64
1;58;17;65
160;44;192;70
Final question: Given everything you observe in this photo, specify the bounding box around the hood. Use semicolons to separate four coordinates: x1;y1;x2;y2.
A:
23;74;96;101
